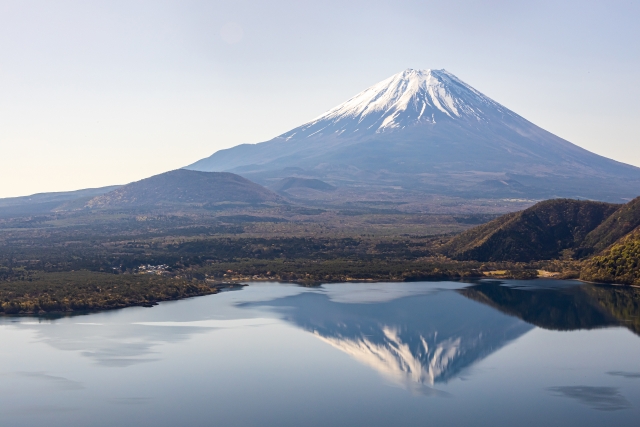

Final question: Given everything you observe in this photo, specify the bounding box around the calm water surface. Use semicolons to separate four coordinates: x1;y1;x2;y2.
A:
1;280;639;426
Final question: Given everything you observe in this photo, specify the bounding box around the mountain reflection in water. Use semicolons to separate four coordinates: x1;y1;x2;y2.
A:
244;281;640;394
243;288;533;392
459;281;640;335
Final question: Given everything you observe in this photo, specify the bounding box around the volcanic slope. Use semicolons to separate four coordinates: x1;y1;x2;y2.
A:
187;69;640;202
86;170;283;209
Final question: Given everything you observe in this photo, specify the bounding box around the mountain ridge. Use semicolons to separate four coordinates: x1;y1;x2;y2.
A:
0;185;121;217
441;196;640;286
580;197;640;254
441;199;620;262
279;69;515;138
187;68;640;202
86;170;283;209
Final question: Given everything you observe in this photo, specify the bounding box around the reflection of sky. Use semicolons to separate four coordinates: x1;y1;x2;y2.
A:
0;282;639;427
309;281;468;304
10;322;214;367
243;284;533;390
0;282;302;367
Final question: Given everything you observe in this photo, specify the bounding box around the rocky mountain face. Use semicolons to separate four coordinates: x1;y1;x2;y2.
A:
187;69;640;202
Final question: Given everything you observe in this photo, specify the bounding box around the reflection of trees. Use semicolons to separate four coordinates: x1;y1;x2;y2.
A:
244;281;640;394
581;285;640;335
459;282;640;336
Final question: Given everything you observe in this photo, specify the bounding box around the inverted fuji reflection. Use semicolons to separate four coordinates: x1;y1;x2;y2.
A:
242;283;533;391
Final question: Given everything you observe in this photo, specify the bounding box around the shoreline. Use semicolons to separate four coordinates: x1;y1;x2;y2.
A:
1;272;635;318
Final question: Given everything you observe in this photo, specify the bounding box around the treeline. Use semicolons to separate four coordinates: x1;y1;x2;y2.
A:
0;221;593;315
201;258;480;284
0;236;438;277
0;271;215;315
169;237;434;261
0;231;570;288
581;230;640;286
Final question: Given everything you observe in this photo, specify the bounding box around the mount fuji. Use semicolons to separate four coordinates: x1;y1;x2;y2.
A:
187;69;640;202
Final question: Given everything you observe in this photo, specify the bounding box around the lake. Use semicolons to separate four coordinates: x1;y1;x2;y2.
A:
1;280;639;427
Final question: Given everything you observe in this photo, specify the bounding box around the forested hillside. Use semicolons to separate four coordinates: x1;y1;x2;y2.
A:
581;229;640;286
579;196;640;255
441;199;619;262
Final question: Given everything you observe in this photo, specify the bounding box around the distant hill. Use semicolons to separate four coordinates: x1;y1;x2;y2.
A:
441;199;619;262
187;68;640;202
271;177;336;193
86;170;283;209
579;196;640;255
0;186;121;217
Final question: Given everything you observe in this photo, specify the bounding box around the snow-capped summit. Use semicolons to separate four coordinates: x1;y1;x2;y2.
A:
186;68;640;202
280;68;514;140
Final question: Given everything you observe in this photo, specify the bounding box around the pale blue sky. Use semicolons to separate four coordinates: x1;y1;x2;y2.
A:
1;0;639;197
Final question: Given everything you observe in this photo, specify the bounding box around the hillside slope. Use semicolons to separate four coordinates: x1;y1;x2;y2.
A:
271;177;336;193
579;196;640;255
441;199;619;262
87;170;282;209
581;229;640;286
0;186;120;217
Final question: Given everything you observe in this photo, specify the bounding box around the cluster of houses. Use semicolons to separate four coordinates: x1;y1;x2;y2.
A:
137;264;169;275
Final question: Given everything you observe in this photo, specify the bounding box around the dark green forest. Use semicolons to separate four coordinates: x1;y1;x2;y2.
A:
1;196;639;314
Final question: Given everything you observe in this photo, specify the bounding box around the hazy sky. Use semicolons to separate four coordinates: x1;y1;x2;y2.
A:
1;0;639;198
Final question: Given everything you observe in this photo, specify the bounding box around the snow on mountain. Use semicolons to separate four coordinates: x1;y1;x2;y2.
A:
250;288;533;392
186;68;640;202
280;68;516;140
